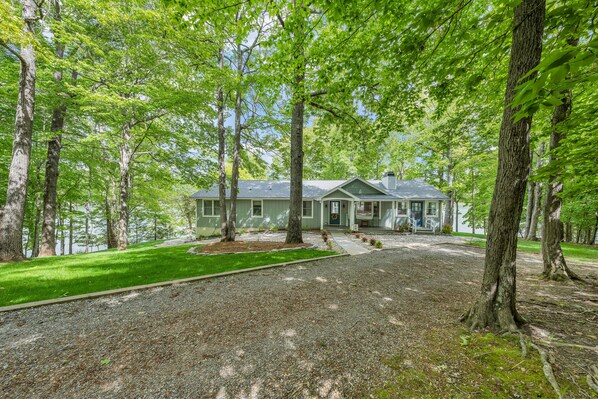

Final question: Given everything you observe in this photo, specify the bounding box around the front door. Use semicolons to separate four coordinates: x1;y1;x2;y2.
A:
411;201;423;227
329;201;341;225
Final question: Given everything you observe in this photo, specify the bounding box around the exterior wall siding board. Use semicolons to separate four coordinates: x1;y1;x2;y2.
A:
195;194;444;237
322;189;353;199
342;180;383;195
196;199;322;237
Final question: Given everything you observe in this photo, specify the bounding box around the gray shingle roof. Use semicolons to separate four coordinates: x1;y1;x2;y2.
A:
369;180;449;200
190;178;448;200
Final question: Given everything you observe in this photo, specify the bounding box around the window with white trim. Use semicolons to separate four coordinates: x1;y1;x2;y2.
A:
203;200;220;217
302;200;313;218
396;201;407;215
373;201;380;218
252;200;263;217
426;202;438;216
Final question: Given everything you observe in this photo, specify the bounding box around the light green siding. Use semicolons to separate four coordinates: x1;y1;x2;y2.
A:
322;189;353;199
196;199;322;237
342;180;384;195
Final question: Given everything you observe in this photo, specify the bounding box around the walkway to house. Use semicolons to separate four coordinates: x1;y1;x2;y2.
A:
329;232;370;255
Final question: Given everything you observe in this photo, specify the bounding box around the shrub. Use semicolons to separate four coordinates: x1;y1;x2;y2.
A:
354;233;361;239
441;223;453;235
375;240;383;249
369;238;376;246
362;236;368;243
323;235;328;242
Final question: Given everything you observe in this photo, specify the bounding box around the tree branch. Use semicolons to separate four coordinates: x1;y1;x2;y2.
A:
0;39;25;63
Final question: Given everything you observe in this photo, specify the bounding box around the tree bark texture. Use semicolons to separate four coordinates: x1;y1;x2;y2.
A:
225;45;244;242
564;220;572;242
105;183;118;248
527;142;544;240
542;90;579;280
217;46;229;241
39;1;67;257
463;0;545;331
0;0;38;262
285;75;305;244
286;13;306;244
117;123;132;251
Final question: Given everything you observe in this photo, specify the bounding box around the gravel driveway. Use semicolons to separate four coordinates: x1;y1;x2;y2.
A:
1;243;595;398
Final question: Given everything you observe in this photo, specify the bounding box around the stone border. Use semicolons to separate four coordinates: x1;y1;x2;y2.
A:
0;253;349;313
188;244;319;256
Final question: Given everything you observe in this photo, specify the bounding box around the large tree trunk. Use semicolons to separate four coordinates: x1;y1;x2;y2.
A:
39;1;67;258
216;46;229;241
463;0;545;331
105;184;118;248
542;90;579;280
226;44;244;242
0;0;38;262
117;123;132;251
286;15;306;244
285;83;305;243
527;142;544;240
38;107;65;256
564;220;572;242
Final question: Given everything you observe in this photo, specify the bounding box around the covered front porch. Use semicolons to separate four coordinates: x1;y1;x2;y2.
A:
317;197;444;232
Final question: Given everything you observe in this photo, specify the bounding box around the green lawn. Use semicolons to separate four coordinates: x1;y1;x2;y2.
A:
453;233;598;262
0;241;335;307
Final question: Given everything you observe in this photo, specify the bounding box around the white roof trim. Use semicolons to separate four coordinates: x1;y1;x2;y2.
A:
317;176;389;200
317;187;359;200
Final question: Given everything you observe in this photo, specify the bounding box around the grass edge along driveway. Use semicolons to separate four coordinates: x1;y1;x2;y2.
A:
0;241;336;307
453;232;598;262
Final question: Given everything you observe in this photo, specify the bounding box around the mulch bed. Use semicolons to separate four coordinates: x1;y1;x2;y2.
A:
198;241;312;254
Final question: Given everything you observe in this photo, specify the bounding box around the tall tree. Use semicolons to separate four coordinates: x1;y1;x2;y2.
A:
526;141;544;240
274;2;308;244
0;0;39;262
216;46;228;241
463;0;546;331
541;88;579;280
39;0;70;257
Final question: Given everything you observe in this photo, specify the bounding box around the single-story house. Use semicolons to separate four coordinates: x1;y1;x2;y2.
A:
190;172;449;237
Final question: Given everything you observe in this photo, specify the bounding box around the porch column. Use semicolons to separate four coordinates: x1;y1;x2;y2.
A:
349;201;355;230
320;200;324;230
439;200;444;226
